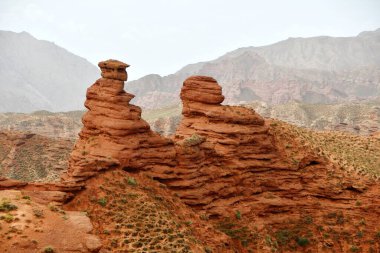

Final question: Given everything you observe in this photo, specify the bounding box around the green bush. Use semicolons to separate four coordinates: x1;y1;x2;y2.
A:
350;245;359;252
296;237;309;247
43;246;55;253
127;177;137;186
0;199;18;212
97;198;107;207
275;229;292;246
235;210;242;220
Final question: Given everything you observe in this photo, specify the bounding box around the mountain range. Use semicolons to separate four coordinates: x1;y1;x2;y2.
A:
128;28;380;108
0;29;379;112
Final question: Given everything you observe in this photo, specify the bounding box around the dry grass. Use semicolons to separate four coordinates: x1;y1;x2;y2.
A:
270;119;380;180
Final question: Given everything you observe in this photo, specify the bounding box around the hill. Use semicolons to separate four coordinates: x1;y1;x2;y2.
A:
0;110;83;139
0;131;73;182
0;30;99;112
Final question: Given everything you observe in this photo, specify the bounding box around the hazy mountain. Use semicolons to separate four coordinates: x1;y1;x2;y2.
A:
0;30;99;112
127;28;380;108
1;29;379;112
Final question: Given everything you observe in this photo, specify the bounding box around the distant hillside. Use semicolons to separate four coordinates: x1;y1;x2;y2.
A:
0;131;73;182
0;100;379;138
0;30;99;112
143;100;380;136
127;29;380;108
0;110;83;139
246;100;380;135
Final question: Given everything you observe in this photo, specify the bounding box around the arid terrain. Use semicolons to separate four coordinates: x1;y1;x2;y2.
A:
0;131;73;182
0;99;379;139
0;60;379;253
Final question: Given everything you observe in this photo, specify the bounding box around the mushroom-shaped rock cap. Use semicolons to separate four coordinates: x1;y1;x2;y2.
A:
180;76;224;104
98;59;130;81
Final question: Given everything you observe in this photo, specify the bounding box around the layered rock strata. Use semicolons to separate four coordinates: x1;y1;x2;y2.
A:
62;60;176;183
160;76;294;216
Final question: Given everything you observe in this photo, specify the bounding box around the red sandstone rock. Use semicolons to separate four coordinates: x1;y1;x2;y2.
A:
63;60;176;184
0;177;27;189
98;59;129;81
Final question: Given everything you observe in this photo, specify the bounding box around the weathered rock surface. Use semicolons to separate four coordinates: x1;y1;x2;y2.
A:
62;59;176;184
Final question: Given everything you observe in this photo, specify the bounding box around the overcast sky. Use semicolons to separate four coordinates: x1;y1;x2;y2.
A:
1;0;379;80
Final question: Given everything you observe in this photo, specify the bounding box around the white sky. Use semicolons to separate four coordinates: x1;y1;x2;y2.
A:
0;0;380;80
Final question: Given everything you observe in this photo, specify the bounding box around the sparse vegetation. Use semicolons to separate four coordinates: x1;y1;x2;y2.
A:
79;170;194;252
127;177;137;186
1;213;14;223
235;210;242;220
0;199;17;212
269;119;380;179
350;245;359;252
183;133;205;146
33;209;44;218
97;198;107;207
0;132;74;182
216;219;258;248
43;246;55;253
296;237;310;247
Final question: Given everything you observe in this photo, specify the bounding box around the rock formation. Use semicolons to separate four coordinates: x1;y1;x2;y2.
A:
159;76;288;216
1;60;379;252
63;59;176;183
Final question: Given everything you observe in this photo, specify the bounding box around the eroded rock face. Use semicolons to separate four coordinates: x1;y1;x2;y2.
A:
62;60;176;183
98;59;129;81
166;76;287;216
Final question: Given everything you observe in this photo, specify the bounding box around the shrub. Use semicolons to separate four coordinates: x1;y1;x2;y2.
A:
350;245;359;252
1;213;14;223
204;246;213;253
235;210;242;220
275;229;292;246
0;199;18;212
127;177;137;186
184;134;205;146
43;246;55;253
97;198;107;207
33;209;44;218
296;237;309;247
